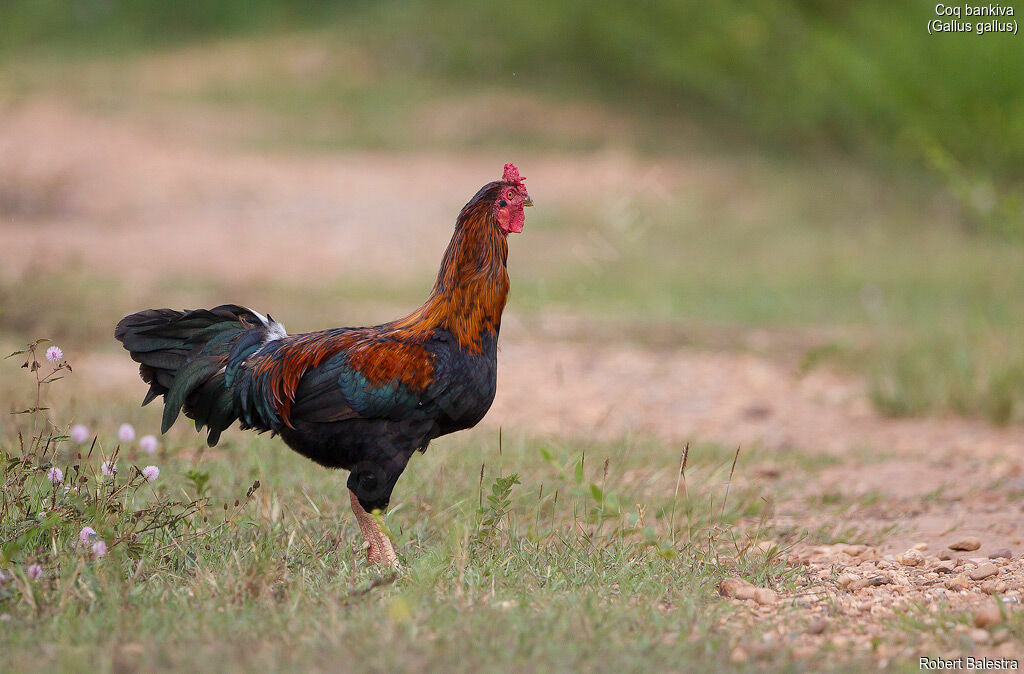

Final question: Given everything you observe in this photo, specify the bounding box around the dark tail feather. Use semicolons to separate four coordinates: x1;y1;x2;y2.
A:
115;308;193;406
115;305;283;446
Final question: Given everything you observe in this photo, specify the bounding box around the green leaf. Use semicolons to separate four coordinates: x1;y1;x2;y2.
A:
1;540;22;563
184;469;211;497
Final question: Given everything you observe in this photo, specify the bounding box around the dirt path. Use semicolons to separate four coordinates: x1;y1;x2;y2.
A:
0;100;686;283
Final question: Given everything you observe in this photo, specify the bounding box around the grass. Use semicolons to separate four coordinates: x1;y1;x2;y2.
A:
0;30;680;156
0;302;1016;671
0;352;820;671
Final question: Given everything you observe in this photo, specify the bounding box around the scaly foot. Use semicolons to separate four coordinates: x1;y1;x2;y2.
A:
349;489;399;569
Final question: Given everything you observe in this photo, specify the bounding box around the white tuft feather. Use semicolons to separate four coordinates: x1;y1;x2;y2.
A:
247;307;287;342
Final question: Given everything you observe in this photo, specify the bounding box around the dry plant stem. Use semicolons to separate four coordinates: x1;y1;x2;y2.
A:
669;443;689;545
721;444;741;518
349;489;399;569
30;347;46;447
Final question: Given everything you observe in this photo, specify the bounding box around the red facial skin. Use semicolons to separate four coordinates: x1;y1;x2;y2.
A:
494;163;530;234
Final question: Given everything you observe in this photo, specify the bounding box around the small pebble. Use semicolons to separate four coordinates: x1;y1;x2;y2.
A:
850;576;890;591
969;564;998;581
934;560;956;574
970;628;991;644
912;542;928;551
849;578;870;591
938;550;955;561
735;585;757;601
718;578;750;598
974;602;1004;628
806;618;828;635
837;573;858;588
981;580;1009;595
949;537;982;552
989;548;1013;560
898;549;924;567
945;575;970;591
719;577;778;605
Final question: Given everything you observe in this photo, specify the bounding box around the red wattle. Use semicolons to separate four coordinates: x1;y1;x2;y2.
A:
507;208;525;233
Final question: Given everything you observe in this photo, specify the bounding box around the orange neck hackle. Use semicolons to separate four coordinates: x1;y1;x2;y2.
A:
394;192;510;351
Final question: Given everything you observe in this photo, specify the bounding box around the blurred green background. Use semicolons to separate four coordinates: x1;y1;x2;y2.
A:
4;0;1022;234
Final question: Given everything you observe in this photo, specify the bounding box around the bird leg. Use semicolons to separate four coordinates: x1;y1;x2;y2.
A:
349;489;399;568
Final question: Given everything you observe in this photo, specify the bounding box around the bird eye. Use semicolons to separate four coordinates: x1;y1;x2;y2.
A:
507;191;515;199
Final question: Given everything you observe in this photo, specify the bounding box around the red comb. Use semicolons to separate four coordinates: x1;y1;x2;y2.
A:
502;163;525;187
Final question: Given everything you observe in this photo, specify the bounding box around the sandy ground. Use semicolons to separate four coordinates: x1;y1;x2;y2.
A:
0;101;686;283
3;100;1023;658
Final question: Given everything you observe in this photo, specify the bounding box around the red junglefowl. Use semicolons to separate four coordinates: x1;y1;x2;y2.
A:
115;163;532;568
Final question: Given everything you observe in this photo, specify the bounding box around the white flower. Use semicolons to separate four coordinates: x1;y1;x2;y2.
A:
70;424;90;444
47;466;63;484
101;461;116;476
142;465;160;482
117;423;135;443
45;345;63;364
79;526;96;543
139;435;158;455
27;564;42;580
91;540;107;558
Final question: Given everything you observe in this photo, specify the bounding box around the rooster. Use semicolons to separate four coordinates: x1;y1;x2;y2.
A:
115;164;531;567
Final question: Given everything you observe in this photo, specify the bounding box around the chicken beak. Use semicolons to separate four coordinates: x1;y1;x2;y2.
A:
524;196;534;207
